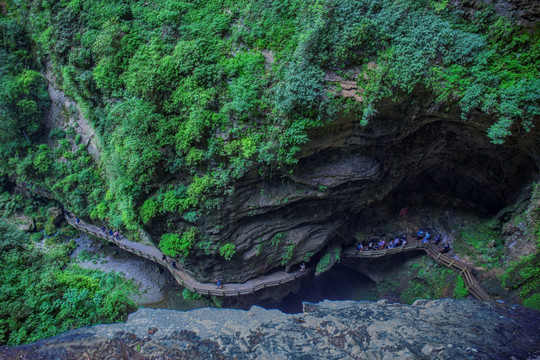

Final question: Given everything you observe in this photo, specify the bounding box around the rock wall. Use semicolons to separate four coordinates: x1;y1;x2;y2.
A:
455;0;540;27
167;89;538;283
2;299;539;359
44;62;101;161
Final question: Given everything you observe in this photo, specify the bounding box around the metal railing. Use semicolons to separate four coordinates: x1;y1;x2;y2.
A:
343;242;491;301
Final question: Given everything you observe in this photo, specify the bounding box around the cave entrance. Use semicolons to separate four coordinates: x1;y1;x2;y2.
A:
251;264;377;314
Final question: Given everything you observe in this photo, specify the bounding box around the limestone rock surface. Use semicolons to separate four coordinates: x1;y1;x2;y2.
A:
2;299;539;359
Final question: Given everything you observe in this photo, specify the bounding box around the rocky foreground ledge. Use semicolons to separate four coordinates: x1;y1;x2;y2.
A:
2;299;539;359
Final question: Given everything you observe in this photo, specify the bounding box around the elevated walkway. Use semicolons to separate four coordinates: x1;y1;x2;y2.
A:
18;182;490;300
65;216;310;297
343;243;491;301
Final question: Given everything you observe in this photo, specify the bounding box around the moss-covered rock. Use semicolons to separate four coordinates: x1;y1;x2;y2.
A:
44;222;57;237
47;207;64;226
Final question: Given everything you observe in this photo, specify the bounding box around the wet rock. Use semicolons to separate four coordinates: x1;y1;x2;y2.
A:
15;214;35;232
2;299;539;359
47;207;64;226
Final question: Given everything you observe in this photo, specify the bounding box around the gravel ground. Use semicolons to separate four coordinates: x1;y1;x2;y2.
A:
70;233;168;304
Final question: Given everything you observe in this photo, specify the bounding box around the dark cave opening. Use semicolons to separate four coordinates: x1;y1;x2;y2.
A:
250;264;377;314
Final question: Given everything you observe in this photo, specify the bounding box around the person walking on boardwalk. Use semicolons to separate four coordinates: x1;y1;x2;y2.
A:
216;279;223;289
161;254;168;263
101;226;106;234
76;217;80;224
171;261;178;269
440;243;450;253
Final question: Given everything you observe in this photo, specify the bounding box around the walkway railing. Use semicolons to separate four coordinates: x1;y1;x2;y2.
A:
18;182;312;296
64;215;311;297
343;243;491;301
18;182;490;300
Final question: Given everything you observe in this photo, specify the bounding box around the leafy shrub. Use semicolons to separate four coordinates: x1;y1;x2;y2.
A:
315;253;333;276
453;276;469;299
44;222;57;236
182;288;202;300
281;243;296;265
272;232;286;250
219;243;236;261
29;232;43;242
159;227;198;258
523;293;540;312
140;198;159;224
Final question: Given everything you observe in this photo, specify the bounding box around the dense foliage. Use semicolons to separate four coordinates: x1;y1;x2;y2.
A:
0;16;49;168
501;184;540;311
0;219;137;345
1;0;538;257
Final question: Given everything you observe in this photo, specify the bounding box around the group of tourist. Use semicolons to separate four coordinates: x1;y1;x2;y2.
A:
101;226;121;240
356;230;451;253
356;233;409;251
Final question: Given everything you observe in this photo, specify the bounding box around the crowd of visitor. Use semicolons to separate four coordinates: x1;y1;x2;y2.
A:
356;230;450;253
100;225;122;240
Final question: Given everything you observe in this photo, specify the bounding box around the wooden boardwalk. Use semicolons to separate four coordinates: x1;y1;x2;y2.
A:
19;182;490;301
343;243;491;301
65;216;311;297
17;183;311;297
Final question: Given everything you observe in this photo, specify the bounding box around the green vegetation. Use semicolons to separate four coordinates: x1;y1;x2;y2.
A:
219;242;236;261
315;247;341;275
281;243;297;265
401;258;462;303
0;0;538;319
0;219;137;346
316;253;334;275
159;227;198;258
0;0;536;251
303;252;315;263
3;0;537;345
182;288;203;300
502;253;540;311
272;232;287;250
453;276;469;299
453;217;505;268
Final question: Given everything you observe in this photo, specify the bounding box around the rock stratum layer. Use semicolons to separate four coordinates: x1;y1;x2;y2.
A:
175;91;539;283
2;299;539;359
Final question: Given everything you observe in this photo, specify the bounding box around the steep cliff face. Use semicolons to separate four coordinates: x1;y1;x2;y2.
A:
457;0;540;27
170;90;538;282
2;299;539;359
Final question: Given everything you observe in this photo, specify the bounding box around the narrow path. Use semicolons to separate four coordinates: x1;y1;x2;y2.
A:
18;183;490;301
343;242;491;301
65;216;310;297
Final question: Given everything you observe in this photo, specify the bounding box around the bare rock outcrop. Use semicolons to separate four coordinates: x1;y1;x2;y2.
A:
456;0;540;27
2;299;539;359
